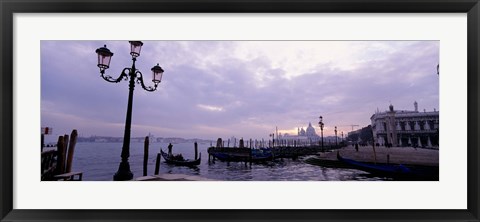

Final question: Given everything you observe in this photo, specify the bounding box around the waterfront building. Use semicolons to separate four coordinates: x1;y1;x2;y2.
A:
347;128;363;143
371;102;439;148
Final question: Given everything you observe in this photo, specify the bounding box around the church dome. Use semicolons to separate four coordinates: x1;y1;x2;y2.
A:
306;122;316;136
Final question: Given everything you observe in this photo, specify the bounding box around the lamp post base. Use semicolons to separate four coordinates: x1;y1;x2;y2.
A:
113;161;133;181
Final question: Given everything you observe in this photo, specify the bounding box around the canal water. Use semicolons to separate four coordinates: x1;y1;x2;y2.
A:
71;142;386;181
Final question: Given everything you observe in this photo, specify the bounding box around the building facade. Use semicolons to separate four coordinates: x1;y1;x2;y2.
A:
371;102;439;148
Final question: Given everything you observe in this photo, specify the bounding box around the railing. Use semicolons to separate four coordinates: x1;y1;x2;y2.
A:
41;149;57;180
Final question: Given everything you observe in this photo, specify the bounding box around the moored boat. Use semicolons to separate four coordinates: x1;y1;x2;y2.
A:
209;148;273;163
336;152;438;180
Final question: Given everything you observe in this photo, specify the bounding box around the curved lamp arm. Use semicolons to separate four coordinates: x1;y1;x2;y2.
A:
135;70;158;92
101;68;130;83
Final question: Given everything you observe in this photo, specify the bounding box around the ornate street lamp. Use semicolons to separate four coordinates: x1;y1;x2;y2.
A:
95;41;165;181
318;116;324;149
269;133;275;148
334;126;338;146
95;45;113;72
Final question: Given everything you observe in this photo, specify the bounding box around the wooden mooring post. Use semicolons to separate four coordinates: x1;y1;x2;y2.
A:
194;142;198;160
62;134;69;172
41;134;44;152
46;130;83;181
154;153;161;175
209;146;216;163
143;136;149;176
65;130;78;173
56;136;66;175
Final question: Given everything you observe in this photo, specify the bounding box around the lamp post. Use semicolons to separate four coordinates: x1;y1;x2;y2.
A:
341;131;344;144
434;119;439;146
95;41;165;181
334;126;338;146
318;116;324;149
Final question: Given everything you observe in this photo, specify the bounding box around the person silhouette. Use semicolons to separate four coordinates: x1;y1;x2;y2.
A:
168;143;173;157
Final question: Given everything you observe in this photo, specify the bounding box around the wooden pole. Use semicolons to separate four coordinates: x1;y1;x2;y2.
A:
154;153;161;175
194;142;198;160
65;129;78;173
56;136;66;175
143;136;149;176
62;134;69;171
41;134;44;152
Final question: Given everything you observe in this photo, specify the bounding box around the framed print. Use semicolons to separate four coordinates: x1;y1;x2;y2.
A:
1;0;479;221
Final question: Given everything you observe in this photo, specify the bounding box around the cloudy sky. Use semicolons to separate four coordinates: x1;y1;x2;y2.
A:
41;40;439;140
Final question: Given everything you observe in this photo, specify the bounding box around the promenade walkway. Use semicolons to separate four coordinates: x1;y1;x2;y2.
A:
318;145;439;166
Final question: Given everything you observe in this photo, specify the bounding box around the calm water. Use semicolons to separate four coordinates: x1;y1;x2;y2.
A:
71;142;384;181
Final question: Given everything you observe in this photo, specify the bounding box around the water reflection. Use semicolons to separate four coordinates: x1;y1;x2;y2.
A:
72;142;385;181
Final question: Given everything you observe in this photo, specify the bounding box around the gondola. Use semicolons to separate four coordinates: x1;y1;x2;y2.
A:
336;152;438;180
160;149;201;166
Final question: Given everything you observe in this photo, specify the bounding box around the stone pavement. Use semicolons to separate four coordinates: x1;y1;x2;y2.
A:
318;145;438;166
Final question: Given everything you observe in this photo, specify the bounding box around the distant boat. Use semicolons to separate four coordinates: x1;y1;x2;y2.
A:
336;152;438;180
160;149;201;167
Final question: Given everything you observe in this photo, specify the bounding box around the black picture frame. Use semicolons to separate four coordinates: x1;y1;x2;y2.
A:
1;0;479;221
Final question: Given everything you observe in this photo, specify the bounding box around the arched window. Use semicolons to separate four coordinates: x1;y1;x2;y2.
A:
419;121;425;131
409;121;415;131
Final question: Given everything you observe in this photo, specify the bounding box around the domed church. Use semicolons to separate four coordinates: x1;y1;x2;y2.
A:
298;122;319;139
280;122;320;142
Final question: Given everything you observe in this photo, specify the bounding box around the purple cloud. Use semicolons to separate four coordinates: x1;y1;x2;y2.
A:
41;40;439;140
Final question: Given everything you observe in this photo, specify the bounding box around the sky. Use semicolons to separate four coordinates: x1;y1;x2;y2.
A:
41;40;439;140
